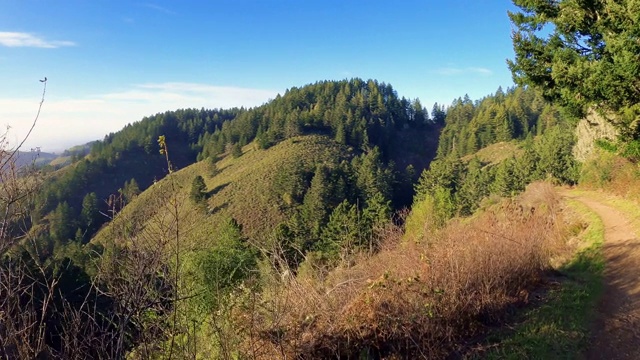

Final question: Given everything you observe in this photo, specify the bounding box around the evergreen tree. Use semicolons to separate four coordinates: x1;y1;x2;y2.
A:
353;147;394;203
335;121;347;144
362;191;391;233
494;107;514;142
190;175;207;204
509;0;640;138
208;157;220;178
194;219;256;310
515;135;540;185
319;200;362;262
415;154;464;200
302;165;332;238
50;202;75;244
231;143;243;158
121;178;141;203
432;103;446;126
492;157;518;197
534;126;580;184
80;192;100;241
457;157;488;215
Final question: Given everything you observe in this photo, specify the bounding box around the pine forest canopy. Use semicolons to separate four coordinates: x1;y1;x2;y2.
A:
508;0;640;139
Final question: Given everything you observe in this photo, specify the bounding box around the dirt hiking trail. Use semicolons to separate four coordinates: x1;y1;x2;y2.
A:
567;193;640;359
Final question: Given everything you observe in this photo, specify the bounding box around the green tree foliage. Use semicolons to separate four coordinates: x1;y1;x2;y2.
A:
415;154;464;199
192;219;257;311
35;108;239;244
431;103;446;126
437;87;552;158
302;165;334;238
231;143;243;158
197;78;440;162
120;178;141;203
207;157;220;177
50;202;75;244
362;191;391;231
190;175;207;204
456;157;492;216
534;126;580;184
352;147;394;203
33;79;440;250
80;192;100;242
415;118;580;222
273;160;311;206
318;200;362;262
509;0;640;138
492;156;519;197
273;218;307;270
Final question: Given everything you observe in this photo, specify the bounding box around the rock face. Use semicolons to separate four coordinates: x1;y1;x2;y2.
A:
573;109;619;162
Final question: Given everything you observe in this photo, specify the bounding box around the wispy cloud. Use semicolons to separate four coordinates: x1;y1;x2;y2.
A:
141;3;176;15
0;32;76;48
434;67;493;76
0;82;279;151
102;82;278;107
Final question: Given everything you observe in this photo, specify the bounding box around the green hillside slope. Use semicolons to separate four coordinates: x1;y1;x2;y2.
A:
93;135;355;248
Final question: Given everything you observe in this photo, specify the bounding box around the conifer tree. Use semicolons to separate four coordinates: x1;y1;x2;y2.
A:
509;0;640;138
457;157;487;215
302;165;332;238
190;175;207;204
121;178;141;203
50;202;75;244
80;192;100;240
319;200;361;262
231;143;243;158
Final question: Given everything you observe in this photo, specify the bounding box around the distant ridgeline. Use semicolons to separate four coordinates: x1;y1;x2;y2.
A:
33;79;442;247
196;78;444;162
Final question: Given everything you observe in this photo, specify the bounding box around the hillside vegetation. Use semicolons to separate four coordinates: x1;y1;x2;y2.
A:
4;0;640;355
93;135;355;248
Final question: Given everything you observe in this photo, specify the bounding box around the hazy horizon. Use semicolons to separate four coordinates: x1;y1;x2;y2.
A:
1;0;518;151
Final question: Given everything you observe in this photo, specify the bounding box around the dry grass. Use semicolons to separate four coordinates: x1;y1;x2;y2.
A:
579;149;640;201
239;183;568;359
461;141;522;165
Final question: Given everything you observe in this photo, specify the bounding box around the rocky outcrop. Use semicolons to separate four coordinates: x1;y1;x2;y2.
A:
573;109;619;162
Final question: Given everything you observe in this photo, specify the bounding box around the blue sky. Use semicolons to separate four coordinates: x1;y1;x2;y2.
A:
0;0;518;151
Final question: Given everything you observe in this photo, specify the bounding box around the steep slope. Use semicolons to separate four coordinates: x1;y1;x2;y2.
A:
34;79;440;250
92;135;355;248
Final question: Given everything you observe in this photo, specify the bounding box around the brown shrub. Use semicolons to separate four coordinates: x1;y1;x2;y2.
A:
237;182;568;359
580;150;640;201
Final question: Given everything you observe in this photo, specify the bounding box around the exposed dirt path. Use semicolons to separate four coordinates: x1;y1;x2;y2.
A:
568;194;640;360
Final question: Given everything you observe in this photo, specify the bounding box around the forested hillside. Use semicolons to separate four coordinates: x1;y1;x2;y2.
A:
197;79;442;163
32;108;240;245
2;70;600;359
1;78;444;358
415;86;578;218
437;86;562;158
28;79;440;255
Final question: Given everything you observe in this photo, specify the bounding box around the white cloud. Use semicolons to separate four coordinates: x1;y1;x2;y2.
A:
434;67;493;76
0;82;280;152
0;32;76;48
141;3;176;15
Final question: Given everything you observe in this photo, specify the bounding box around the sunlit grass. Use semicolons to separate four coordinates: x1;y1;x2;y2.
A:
483;197;604;359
